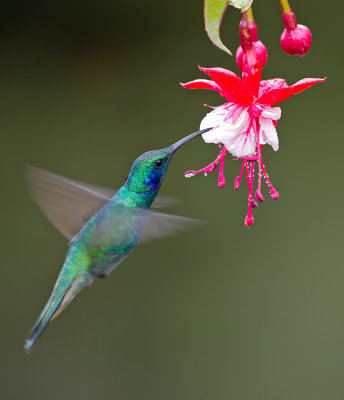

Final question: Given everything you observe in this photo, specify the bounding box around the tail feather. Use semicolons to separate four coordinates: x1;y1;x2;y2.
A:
24;292;65;353
24;272;95;353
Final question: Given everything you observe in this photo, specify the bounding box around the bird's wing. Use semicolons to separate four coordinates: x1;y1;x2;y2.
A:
152;196;180;208
27;166;184;240
140;211;203;243
27;166;113;239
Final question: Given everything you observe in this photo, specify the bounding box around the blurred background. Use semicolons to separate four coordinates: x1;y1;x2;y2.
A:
0;0;343;399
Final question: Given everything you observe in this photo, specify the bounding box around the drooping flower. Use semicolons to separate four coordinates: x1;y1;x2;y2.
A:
181;62;325;225
279;0;312;56
236;8;268;71
280;15;312;56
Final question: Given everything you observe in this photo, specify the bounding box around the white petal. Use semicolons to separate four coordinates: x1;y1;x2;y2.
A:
202;125;228;145
219;108;249;139
259;118;279;151
260;105;281;120
201;106;256;157
225;131;256;157
200;108;225;130
200;106;249;145
201;109;227;144
222;120;256;157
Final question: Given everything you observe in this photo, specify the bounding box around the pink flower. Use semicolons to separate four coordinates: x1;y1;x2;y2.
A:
236;21;268;71
280;12;312;56
237;40;267;71
181;65;325;225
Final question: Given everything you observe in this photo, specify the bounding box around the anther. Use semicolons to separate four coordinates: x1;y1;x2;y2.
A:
255;190;265;202
270;188;279;199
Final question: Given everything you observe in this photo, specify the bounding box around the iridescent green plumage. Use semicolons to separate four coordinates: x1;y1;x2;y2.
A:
24;129;211;353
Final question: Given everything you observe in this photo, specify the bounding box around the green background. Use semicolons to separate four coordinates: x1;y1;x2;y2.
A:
1;1;342;399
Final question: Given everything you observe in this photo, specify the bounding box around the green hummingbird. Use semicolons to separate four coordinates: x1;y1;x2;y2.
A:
24;128;211;353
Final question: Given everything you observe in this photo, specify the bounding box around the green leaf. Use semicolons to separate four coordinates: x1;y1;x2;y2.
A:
204;0;232;55
228;0;254;12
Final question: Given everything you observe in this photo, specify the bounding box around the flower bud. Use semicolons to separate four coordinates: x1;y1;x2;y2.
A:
237;16;268;71
236;41;267;71
280;12;312;56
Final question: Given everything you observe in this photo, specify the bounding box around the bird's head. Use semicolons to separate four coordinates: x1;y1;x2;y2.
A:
125;128;212;196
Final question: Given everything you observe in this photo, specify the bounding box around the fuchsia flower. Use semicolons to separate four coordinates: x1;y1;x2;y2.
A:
279;0;312;57
280;12;312;57
181;62;325;225
236;9;268;71
236;36;267;72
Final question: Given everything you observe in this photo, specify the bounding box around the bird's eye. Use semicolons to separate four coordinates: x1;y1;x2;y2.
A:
154;158;164;168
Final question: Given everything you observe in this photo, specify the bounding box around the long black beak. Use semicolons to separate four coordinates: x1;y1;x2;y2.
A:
170;127;213;154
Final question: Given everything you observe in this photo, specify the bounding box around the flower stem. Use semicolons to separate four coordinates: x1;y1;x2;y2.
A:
279;0;292;14
279;0;297;30
246;7;254;23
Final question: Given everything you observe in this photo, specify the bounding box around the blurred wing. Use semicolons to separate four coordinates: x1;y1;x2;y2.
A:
27;166;113;239
152;197;180;208
27;166;181;240
140;211;203;243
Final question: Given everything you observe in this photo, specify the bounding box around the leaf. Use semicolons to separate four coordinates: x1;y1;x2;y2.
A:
204;0;232;55
228;0;254;12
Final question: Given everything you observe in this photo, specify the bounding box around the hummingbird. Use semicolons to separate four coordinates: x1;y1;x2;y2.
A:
24;128;211;353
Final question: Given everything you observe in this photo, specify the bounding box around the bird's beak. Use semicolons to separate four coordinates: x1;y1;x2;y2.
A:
170;127;213;154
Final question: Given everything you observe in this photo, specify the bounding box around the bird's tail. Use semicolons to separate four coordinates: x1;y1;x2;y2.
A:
24;291;65;353
24;272;94;353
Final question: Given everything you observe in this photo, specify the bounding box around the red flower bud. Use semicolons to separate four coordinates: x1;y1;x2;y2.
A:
280;12;312;56
236;40;267;71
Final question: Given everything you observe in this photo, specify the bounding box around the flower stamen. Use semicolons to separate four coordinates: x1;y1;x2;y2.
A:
260;159;279;199
244;161;255;226
184;146;227;187
255;142;264;202
218;150;226;187
234;159;246;190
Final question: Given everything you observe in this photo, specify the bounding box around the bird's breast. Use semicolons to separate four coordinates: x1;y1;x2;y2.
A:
76;202;149;273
